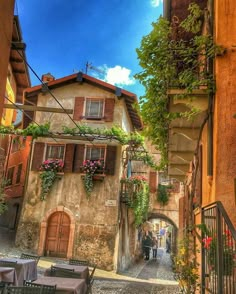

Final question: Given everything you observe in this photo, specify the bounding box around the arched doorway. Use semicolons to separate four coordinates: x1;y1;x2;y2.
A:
45;211;70;257
148;212;178;253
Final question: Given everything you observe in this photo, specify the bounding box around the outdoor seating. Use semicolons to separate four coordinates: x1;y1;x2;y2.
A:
68;258;89;266
24;281;56;294
87;265;96;294
4;285;42;293
50;266;82;279
19;254;40;265
0;261;17;267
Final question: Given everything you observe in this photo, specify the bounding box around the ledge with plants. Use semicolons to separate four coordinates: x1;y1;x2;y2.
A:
135;3;223;170
120;175;149;226
39;159;64;201
81;159;105;197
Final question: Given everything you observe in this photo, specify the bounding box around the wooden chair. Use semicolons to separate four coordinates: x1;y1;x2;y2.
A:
68;258;89;266
87;265;97;294
20;253;40;265
50;266;82;279
4;286;42;294
24;281;56;294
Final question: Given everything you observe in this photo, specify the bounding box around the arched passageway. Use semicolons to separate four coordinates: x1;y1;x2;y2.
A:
148;212;178;254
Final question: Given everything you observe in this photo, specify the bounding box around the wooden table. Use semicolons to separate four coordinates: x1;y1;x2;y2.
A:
0;258;37;285
0;267;17;285
44;264;89;282
33;276;87;294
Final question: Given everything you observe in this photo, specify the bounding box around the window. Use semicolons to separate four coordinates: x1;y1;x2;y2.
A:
85;99;104;119
46;145;65;160
7;166;15;186
85;146;105;161
16;163;23;184
11;137;26;153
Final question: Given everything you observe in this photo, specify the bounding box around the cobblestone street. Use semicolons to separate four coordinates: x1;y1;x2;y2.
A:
0;228;180;293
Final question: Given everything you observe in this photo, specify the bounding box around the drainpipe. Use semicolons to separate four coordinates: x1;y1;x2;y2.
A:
207;0;214;177
163;0;171;21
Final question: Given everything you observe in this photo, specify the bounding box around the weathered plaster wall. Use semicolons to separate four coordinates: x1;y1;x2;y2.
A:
35;82;134;132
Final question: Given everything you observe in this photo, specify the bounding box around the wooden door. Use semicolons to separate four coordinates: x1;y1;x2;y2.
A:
45;212;70;257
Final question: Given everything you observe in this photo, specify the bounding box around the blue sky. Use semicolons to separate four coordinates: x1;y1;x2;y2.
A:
16;0;163;98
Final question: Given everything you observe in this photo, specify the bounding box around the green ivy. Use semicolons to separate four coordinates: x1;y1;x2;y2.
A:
135;3;222;170
39;170;57;200
157;184;172;206
82;174;94;198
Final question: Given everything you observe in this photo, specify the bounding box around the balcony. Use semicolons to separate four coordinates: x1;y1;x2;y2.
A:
168;89;208;181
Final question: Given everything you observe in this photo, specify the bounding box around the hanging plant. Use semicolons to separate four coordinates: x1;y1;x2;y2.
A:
39;159;64;200
157;184;172;206
81;159;104;197
120;176;149;226
135;3;223;169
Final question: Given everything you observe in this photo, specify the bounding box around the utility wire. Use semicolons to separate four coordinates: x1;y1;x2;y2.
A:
13;45;95;145
4;95;59;143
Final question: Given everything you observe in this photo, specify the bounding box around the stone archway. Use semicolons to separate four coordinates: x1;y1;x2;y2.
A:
37;206;75;258
148;212;178;253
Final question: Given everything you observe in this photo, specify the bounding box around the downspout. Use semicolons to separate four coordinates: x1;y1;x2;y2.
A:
163;0;171;21
207;0;214;177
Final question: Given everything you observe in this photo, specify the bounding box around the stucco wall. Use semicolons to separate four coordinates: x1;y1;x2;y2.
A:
213;0;236;227
35;82;133;132
16;82;137;270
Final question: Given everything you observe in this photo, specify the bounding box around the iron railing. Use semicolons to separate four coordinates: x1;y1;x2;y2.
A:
201;201;236;293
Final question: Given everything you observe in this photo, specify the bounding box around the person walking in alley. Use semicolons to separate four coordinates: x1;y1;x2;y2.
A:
166;233;171;253
142;233;152;260
152;237;158;259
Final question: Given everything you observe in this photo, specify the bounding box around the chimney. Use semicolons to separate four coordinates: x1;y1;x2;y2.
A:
41;73;55;83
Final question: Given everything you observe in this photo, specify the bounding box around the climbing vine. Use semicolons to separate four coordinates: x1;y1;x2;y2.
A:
135;3;223;170
156;184;172;206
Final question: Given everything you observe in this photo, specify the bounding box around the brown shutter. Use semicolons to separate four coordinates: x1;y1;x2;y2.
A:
73;144;85;173
73;97;84;120
104;98;115;122
64;144;75;172
149;171;157;193
105;145;117;175
31;142;45;171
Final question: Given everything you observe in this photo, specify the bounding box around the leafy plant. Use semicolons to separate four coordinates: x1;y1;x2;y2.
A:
120;176;149;226
157;184;171;206
135;3;222;170
39;159;64;200
0;179;9;215
174;233;200;293
81;159;105;197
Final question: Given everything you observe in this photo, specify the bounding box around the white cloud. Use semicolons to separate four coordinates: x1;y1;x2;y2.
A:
151;0;163;7
103;65;135;87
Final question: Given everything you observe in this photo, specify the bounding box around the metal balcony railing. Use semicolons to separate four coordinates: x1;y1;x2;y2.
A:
201;201;236;294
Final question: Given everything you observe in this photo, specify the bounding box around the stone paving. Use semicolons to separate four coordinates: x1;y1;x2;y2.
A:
0;228;180;293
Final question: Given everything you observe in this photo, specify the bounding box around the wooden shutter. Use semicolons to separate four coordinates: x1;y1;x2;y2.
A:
64;144;75;172
105;146;117;175
73;144;85;173
31;142;45;171
149;171;157;193
73;97;84;120
104;98;115;122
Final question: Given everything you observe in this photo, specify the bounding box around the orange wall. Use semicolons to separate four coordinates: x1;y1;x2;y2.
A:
213;0;236;227
0;0;15;120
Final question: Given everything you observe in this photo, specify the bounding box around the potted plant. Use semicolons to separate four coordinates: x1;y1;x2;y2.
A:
81;159;104;197
39;159;64;200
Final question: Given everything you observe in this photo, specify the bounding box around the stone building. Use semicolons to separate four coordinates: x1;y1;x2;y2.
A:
15;72;156;271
